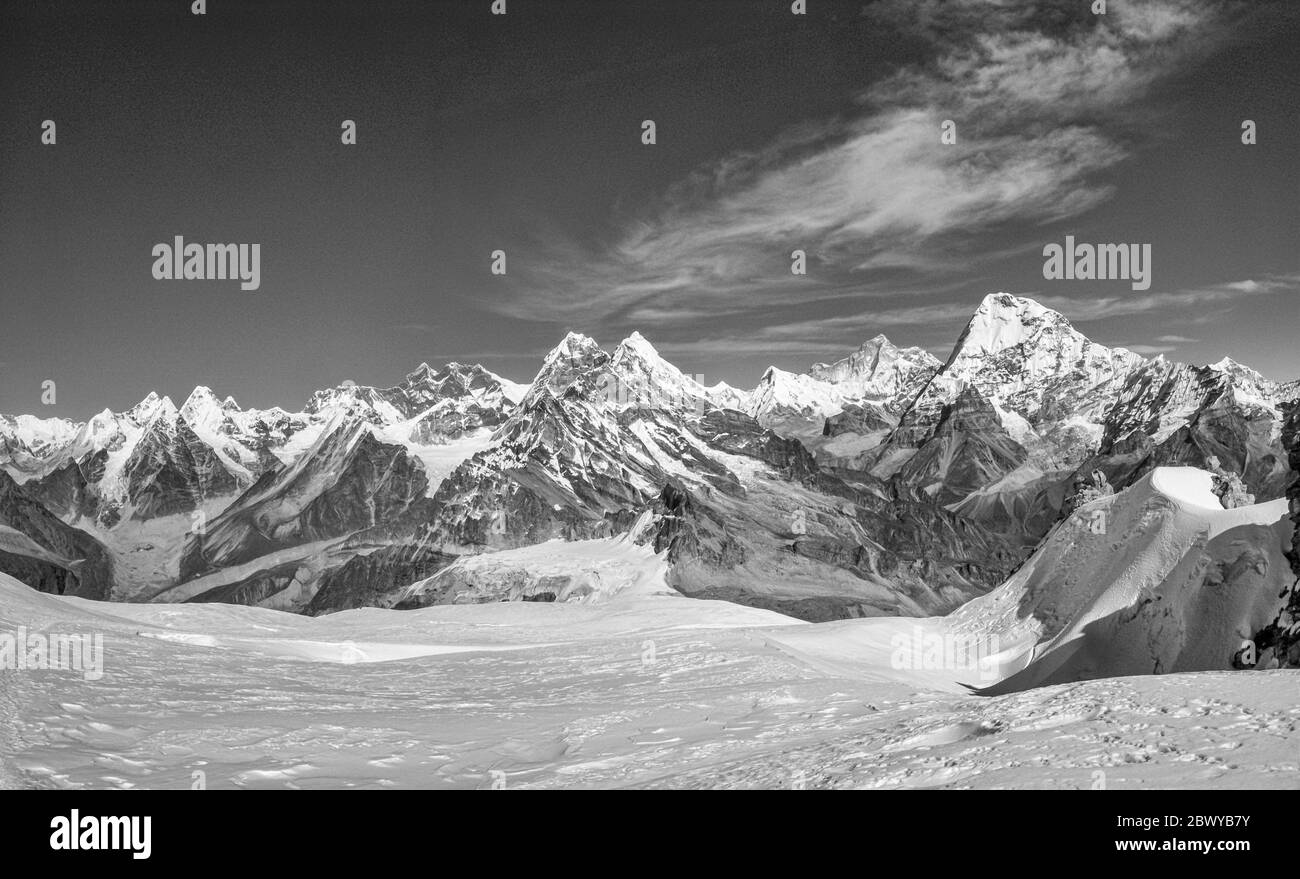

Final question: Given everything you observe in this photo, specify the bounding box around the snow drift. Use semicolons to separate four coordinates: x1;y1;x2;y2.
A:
765;466;1292;694
957;467;1291;692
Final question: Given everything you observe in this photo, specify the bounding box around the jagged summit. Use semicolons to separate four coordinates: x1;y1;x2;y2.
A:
404;362;439;384
1208;356;1267;384
143;395;178;425
521;333;609;406
124;391;173;425
552;331;602;358
180;386;226;423
947;293;1076;364
536;332;605;375
616;330;656;352
808;333;940;403
907;292;1147;429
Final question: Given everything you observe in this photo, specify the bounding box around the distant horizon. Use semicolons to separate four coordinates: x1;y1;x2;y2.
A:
6;290;1295;424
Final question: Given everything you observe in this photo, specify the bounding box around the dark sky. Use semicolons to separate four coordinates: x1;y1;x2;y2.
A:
1;0;1297;419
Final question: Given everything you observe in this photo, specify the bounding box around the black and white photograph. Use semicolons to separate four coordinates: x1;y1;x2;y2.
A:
0;0;1297;828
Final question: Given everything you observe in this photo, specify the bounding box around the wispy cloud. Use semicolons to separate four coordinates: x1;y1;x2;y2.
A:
650;273;1294;364
1030;274;1299;322
651;301;979;358
495;0;1229;338
1121;333;1201;354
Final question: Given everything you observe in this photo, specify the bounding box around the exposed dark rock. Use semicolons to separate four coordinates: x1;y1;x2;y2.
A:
180;419;431;579
891;387;1028;506
187;561;303;606
0;471;114;599
124;415;242;519
823;402;894;438
308;542;457;615
1258;402;1300;667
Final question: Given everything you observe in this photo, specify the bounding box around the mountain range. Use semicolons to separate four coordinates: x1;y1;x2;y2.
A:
2;293;1296;622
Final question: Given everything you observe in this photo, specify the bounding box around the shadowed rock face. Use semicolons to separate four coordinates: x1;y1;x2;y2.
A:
633;410;1020;621
186;561;304;607
891;387;1027;506
308;543;458;615
1096;365;1290;498
124;415;241;519
1259;402;1300;667
22;453;105;523
695;409;819;483
824;402;894;437
0;472;114;600
646;472;1019;621
179;419;431;581
1289;405;1300;577
0;550;78;597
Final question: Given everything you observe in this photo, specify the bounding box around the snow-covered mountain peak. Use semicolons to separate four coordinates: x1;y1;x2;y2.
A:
301;362;523;436
747;366;843;423
523;333;609;405
1208;356;1266;384
880;294;1152;458
949;293;1074;363
1203;356;1280;413
809;333;941;405
610;332;675;376
552;331;602;359
536;332;605;374
402;362;440;387
125;391;171;425
180;386;229;428
0;414;81;463
490;373;529;405
606;332;719;413
137;394;179;428
941;293;1145;384
614;330;658;358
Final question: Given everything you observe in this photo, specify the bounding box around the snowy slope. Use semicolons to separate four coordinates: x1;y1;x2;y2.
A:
953;467;1291;692
395;523;676;606
1;564;1296;790
765;466;1293;695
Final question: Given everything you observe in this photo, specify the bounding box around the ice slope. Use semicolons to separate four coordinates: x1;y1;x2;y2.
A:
0;552;798;667
955;467;1291;692
396;523;678;606
1;565;1296;790
765;466;1292;695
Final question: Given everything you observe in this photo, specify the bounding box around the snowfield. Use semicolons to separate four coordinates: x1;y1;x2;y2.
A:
0;467;1296;789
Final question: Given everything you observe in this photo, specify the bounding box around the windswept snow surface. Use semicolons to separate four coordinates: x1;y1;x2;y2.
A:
0;466;1296;789
397;528;681;606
